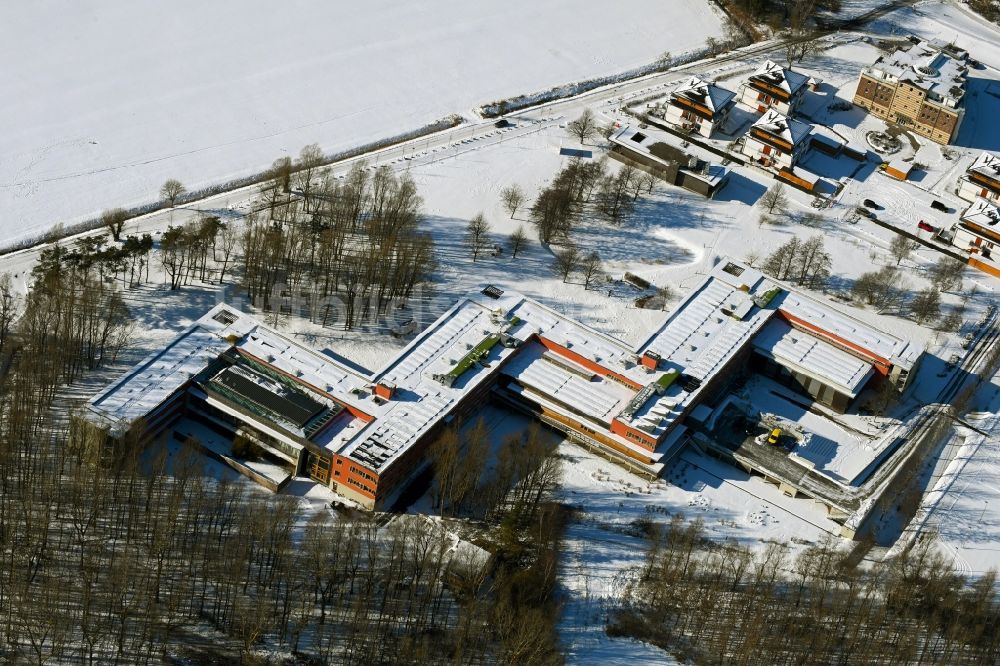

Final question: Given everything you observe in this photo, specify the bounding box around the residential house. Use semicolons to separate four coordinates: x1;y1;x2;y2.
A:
663;75;737;138
738;60;809;115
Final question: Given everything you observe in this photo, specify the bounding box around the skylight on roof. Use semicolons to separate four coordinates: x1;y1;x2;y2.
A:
722;262;745;277
213;309;238;325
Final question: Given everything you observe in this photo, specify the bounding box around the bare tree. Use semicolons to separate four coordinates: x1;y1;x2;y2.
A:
217;222;240;284
501;184;526;219
0;273;19;357
638;172;657;195
567;109;599;145
889;235;919;266
581;252;603;289
929;256;965;292
101;208;130;242
783;35;819;70
509;225;529;259
160;179;186;207
759;183;788;214
552;246;580;282
852;266;906;312
466;212;491;262
271;156;294;193
910;288;941;324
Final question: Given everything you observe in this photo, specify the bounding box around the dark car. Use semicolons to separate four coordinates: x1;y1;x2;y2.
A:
930;200;949;212
862;198;879;209
917;220;936;233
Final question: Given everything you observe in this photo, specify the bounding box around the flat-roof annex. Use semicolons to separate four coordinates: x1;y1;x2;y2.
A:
752;319;875;398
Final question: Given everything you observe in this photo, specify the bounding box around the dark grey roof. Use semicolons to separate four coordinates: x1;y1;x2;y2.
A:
213;365;325;427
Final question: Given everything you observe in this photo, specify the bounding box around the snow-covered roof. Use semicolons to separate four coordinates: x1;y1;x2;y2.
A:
236;325;370;410
752;320;875;398
747;60;809;96
501;342;635;424
635;262;781;434
85;306;257;429
774;291;921;370
966;151;1000;183
960;197;1000;228
609;125;728;182
670;75;736;113
865;39;968;105
609;125;685;165
750;109;812;146
886;159;912;175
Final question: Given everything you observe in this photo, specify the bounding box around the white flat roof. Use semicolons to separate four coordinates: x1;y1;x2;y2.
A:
752;319;875;397
86;306;256;428
774;290;921;370
501;342;635;424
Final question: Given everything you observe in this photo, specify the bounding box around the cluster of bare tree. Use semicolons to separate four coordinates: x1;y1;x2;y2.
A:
528;157;654;241
430;420;563;525
851;266;907;313
13;249;134;390
761;235;832;288
159;215;238;289
241;161;435;330
968;0;1000;24
610;516;1000;665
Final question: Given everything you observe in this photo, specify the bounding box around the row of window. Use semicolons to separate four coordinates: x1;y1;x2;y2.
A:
350;466;377;483
624;430;653;445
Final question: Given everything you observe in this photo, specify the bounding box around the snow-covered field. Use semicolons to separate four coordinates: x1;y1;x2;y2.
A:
0;0;724;249
6;0;1000;661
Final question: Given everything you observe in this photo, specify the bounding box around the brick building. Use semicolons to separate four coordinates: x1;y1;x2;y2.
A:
852;38;968;145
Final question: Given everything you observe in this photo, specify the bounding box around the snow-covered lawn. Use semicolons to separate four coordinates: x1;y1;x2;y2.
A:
0;0;725;249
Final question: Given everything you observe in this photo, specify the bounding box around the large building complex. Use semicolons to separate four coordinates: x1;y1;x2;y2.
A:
852;38;968;145
81;262;921;510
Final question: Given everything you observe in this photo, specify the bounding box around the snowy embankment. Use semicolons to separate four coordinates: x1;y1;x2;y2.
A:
0;0;723;250
891;376;1000;577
